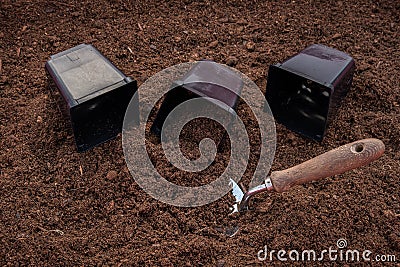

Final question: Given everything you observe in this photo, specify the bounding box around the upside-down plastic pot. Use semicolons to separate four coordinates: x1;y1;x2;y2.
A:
45;44;138;152
265;44;355;141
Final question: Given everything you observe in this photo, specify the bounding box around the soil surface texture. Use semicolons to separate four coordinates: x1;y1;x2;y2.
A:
0;0;399;266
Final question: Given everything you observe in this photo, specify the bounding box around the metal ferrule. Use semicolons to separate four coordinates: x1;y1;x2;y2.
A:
238;177;275;211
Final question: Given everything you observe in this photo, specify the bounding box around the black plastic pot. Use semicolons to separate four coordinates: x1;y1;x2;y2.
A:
151;61;244;147
265;44;355;141
45;44;138;152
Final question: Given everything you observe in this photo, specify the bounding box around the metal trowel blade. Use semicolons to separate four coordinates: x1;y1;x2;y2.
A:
229;178;244;214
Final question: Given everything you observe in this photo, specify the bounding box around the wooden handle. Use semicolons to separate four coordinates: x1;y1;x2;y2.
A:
270;138;385;193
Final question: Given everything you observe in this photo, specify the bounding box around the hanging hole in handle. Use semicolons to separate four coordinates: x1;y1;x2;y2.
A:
351;143;364;153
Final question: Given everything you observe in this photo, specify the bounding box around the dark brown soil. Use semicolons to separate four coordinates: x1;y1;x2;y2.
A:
1;0;399;266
